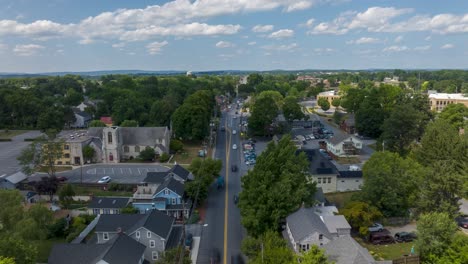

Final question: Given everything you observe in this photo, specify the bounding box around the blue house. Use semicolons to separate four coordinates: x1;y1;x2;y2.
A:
133;170;190;220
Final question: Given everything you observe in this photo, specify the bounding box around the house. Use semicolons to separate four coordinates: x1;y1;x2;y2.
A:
326;134;362;157
316;90;340;106
303;149;338;193
19;190;38;203
95;209;179;262
88;197;131;215
48;233;146;264
168;164;194;182
336;170;363;192
54;130;104;165
340;114;355;135
428;92;468;112
71;109;92;128
284;206;376;264
133;171;190;219
0;171;27;190
87;126;171;163
75;97;101;112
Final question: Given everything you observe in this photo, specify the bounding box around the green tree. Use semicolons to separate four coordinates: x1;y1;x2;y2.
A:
138;147;156;161
359;152;422;217
241;231;294;264
159;153;170;162
59;184;76;209
282;96;305;122
257;90;284;109
89;120;106;127
82;145;95;163
169;139;184;153
120;119;138;127
0;236;37;264
121;205;139;214
435;233;468;264
156;246;191;264
317;97;330;111
248;96;278;136
340;201;383;236
438;103;468;129
185;158;222;204
0;190;24;231
247;73;264;89
340;88;367;113
331;98;341;107
239;137;316;237
296;245;330;264
415;212;458;261
0;257;15;264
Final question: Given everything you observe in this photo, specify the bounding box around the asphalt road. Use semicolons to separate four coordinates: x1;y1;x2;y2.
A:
0;130;42;176
197;107;245;263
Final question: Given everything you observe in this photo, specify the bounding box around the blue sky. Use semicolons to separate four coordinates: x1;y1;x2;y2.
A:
0;0;467;72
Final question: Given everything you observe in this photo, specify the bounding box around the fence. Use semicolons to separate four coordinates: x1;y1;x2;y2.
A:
71;214;100;244
393;255;420;264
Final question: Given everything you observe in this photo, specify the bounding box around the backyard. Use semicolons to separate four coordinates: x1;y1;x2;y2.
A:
354;237;414;260
68;185;133;197
324;191;357;209
171;140;213;165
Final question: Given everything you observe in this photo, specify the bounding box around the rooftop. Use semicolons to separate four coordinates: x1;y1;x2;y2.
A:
57;130;95;143
88;197;130;209
318;90;338;97
428;93;467;100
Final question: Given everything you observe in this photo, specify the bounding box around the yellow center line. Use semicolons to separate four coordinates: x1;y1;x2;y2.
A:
223;117;231;264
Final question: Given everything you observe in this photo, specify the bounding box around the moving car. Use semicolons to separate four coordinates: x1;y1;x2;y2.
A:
185;233;193;250
368;223;384;233
232;130;237;134
232;144;237;150
233;194;239;204
231;164;238;172
98;176;111;183
394;232;417;242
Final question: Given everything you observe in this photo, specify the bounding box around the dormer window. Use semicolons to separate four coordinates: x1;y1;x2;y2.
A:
164;189;169;195
319;234;323;240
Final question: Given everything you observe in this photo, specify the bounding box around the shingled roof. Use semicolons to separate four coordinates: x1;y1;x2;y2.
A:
120;127;168;146
144;171;170;183
286;207;332;242
169;164;192;180
323;236;376;264
88;197;130;209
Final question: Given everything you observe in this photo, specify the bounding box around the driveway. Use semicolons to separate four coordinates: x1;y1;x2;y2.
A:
385;222;417;236
0;130;42;176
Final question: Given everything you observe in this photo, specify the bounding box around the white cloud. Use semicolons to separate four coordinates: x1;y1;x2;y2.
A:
0;43;8;53
262;43;298;52
414;45;431;51
13;44;45;56
268;29;294;38
304;18;315;27
285;1;314;12
441;43;454;49
394;35;403;43
425;35;431;41
215;41;234;48
347;37;379;44
0;20;72;38
252;24;274;32
248;41;257;45
112;42;126;48
348;7;413;30
382;45;409;52
146;41;168;55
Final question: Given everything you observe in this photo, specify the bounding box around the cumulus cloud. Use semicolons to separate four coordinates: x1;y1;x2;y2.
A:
146;41;168;54
382;45;409;52
112;42;126;49
13;44;45;56
441;43;454;49
268;29;294;38
347;37;379;44
285;1;314;12
216;41;234;48
248;41;257;45
414;45;430;51
262;43;298;51
394;35;403;43
252;24;274;32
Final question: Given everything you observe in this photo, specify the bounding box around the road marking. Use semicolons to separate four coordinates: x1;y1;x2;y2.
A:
138;168;141;175
112;168;115;174
120;168;123;174
223;118;230;264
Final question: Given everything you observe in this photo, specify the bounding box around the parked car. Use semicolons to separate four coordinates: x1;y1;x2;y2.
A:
231;254;244;264
97;176;111;183
394;232;417;242
232;130;237;134
368;223;384;233
56;176;68;182
232;144;237;150
456;216;468;229
231;165;238;172
369;230;394;245
185;233;193;250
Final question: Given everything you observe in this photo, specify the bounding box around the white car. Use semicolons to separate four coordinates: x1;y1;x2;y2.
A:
98;176;111;183
232;130;237;134
232;144;238;150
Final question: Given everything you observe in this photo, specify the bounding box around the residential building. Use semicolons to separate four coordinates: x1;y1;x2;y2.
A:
284;206;376;264
48;233;146;264
383;76;400;84
70;109;92;128
88;197;131;215
428;92;468;112
132;169;191;219
336;170;363;192
304;149;338;193
75;97;101;112
94;209;180;262
326;134;362;157
317;90;340;106
54;130;103;165
340;114;356;135
0;171;27;190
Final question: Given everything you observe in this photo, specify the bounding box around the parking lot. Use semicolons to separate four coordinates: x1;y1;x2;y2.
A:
0;130;42;177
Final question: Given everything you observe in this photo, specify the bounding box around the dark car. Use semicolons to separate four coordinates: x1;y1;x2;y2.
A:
231;165;238;172
233;194;239;204
220;126;225;132
231;254;245;264
210;249;221;264
456;216;468;229
369;229;394;245
185;233;193;250
56;176;68;182
394;232;417;242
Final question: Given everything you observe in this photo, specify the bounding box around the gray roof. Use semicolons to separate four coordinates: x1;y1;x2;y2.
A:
95;214;143;233
165;225;183;250
88;197;130;209
323;236;376;264
144;171;170;183
344;114;355;126
302;149;337;175
129;209;175;239
120;127;168;146
74;110;92;120
48;234;145;264
328;134;359;146
322;215;351;234
87;127;104;138
338;171;363;178
170;164;191;180
286;207;332;242
4;171;27;184
156;177;185;197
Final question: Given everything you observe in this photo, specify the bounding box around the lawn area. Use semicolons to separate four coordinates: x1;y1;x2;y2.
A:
335;156;361;164
172;140;208;165
38;166;73;173
354;237;414;261
69;185;133;197
324;191;358;209
0;129;28;139
32;238;66;263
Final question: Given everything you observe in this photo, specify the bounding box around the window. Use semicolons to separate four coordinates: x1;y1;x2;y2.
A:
319;234;323;240
306;244;310;250
64;153;70;158
150;240;155;248
152;251;158;260
103;208;110;214
109;153;113;161
93;209;100;215
147;231;151;238
355;180;359;182
328;178;331;183
57;161;63;165
301;244;307;251
164;189;169;195
103;232;109;240
172;198;177;205
114;209;120;214
124;146;129;152
64;145;69;150
317;178;321;184
136;231;140;238
135;146;140;152
107;132;113;144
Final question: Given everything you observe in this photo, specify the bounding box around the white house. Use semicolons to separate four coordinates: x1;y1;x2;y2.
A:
326;135;362;157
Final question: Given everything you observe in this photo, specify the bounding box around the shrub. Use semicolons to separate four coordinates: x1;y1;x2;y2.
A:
170;139;184;153
48;218;68;238
159;153;170;162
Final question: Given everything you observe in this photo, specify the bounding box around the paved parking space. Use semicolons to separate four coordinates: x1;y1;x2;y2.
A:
0;130;42;176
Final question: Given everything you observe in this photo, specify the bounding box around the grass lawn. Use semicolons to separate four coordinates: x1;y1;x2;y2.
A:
32;238;66;263
172;140;205;165
324;191;358;209
0;129;28;139
38;166;73;173
69;186;133;197
335;156;361;164
354;237;414;260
